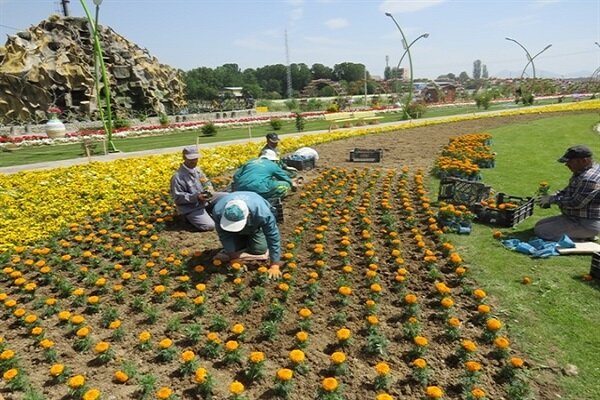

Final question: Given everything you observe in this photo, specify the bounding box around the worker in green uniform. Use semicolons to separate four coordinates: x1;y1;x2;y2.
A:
232;149;294;200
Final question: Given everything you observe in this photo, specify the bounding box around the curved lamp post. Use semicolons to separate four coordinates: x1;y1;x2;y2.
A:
505;37;551;79
80;0;117;152
396;33;429;70
385;12;416;119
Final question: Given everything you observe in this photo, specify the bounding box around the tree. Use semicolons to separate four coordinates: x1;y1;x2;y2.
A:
473;60;482;80
290;63;312;92
458;71;470;83
310;63;334;80
333;62;365;82
482;64;489;79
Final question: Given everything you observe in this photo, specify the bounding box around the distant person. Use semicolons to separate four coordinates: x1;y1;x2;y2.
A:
211;191;283;278
170;146;220;231
232;150;294;200
535;144;600;241
259;132;280;158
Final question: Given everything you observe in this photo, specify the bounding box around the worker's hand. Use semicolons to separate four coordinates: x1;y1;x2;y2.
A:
267;263;282;280
537;195;553;208
198;192;212;203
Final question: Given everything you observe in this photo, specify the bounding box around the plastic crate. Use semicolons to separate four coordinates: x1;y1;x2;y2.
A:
591;253;600;280
473;193;534;227
438;177;492;206
349;148;383;162
283;157;315;171
269;197;284;223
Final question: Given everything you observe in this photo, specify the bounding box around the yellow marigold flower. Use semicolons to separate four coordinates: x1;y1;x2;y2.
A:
277;368;294;381
321;377;339;392
441;297;454;308
49;363;65;376
462;340;477;353
455;266;466;275
414;336;428;347
3;368;18;381
465;360;482;372
225;340;239;352
370;283;382;293
159;338;173;349
109;320;121;329
449;253;462;264
342;265;353;273
13;308;26;318
376;394;394;400
338;286;352;296
330;351;346;364
473;289;487;299
40;339;54;349
87;296;100;305
139;331;151;342
229;380;245;395
412;358;427;369
278;283;289;292
154;285;166;294
298;308;312;318
68;374;86;388
367;315;379;325
72;288;85;297
231;323;245;335
83;388;101;400
486;318;502;331
404;294;418;304
114;370;129;383
76;327;90;337
289;349;305;364
249;351;265;363
156;387;172;399
425;386;444;398
71;315;85;325
447;317;461;328
477;304;491;314
24;314;37;324
31;326;44;336
510;357;525;368
194;296;205;305
296;331;309;342
194;367;208;384
375;362;390;376
181;350;196;362
494;337;510;349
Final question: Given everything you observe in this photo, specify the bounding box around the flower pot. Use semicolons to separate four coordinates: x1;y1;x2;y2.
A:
45;119;66;138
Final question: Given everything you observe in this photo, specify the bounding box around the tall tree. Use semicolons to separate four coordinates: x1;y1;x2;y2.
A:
290;63;313;92
482;64;489;79
473;60;482;80
310;63;334;80
458;71;470;83
333;62;366;82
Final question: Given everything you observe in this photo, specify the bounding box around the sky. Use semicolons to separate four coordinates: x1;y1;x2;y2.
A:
1;0;599;79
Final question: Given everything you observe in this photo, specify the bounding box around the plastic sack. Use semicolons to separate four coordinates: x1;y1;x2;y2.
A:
292;147;319;161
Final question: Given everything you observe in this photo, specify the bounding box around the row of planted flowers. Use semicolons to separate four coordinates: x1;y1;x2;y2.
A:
1;99;598;253
1;165;528;399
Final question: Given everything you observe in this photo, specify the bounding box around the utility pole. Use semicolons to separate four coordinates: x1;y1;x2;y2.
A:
61;0;71;16
285;30;293;99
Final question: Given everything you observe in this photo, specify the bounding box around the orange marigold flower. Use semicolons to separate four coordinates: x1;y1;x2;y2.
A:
94;341;110;353
321;377;339;392
330;351;346;364
370;283;382;293
486;318;503;331
229;380;244;395
249;351;265;363
425;385;444;398
277;368;294;381
473;289;487;299
109;320;121;329
76;327;90;337
231;323;245;335
49;363;65;377
375;362;390;375
289;349;305;364
298;308;312;318
510;357;525;368
225;340;239;351
471;388;486;398
440;297;455;308
159;338;173;349
412;358;427;369
156;387;173;399
465;360;482;372
477;304;491;314
83;389;101;400
376;394;394;400
448;317;461;328
414;336;428;347
367;315;379;325
139;331;151;342
68;374;86;388
462;340;478;353
494;337;510;349
296;331;309;342
181;350;196;362
194;367;208;384
3;368;18;381
114;370;129;383
404;293;418;304
338;286;352;296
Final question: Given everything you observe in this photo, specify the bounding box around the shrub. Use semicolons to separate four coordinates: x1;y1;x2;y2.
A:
326;103;339;113
158;113;169;126
405;102;427;119
474;90;492;110
113;118;132;129
270;118;283;131
295;113;305;132
201;123;218;136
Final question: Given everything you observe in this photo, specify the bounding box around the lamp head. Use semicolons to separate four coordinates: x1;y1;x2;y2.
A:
543;44;552;51
385;12;392;17
93;0;103;5
423;33;430;38
505;37;514;41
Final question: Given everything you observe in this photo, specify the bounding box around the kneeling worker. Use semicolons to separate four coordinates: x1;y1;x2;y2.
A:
232;149;294;200
211;191;283;278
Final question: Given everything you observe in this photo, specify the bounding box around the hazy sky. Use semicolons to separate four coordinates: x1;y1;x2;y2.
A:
1;0;599;79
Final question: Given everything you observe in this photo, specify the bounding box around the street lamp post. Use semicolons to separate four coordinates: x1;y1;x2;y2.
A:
505;37;552;79
80;0;117;152
396;33;429;70
385;12;417;119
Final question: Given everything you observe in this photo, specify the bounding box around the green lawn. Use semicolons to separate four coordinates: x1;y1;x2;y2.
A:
442;113;600;399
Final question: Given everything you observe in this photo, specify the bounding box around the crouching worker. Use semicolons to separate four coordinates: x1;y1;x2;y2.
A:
232;149;294;200
212;191;283;278
170;146;221;232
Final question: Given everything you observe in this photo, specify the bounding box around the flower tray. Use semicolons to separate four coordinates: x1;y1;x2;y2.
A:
437;177;492;206
472;193;534;227
349;148;383;163
590;253;600;280
283;157;316;171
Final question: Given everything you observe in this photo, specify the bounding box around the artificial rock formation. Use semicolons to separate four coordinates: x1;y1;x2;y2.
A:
0;15;186;124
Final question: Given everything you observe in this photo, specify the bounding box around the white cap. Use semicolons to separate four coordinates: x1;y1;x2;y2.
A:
260;149;279;161
220;199;249;232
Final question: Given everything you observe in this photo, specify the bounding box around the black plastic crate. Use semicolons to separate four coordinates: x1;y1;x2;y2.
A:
438;177;492;206
349;148;383;162
269;197;284;223
283;157;316;171
591;253;600;280
473;193;534;227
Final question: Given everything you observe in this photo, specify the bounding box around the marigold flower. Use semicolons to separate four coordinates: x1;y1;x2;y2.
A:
194;367;208;384
412;358;427;369
159;338;173;349
40;338;54;349
3;368;18;381
83;389;101;400
440;297;454;308
471;388;486;398
465;360;482;372
298;308;312;318
114;370;129;383
338;286;352;296
181;350;196;362
71;315;85;325
109;320;121;329
434;282;451;294
321;377;339;392
76;327;90;337
425;385;444;398
510;357;525;368
139;331;151;342
486;318;503;331
473;289;487;299
375;362;390;375
289;349;305;363
477;304;491;314
206;332;220;342
277;368;293;381
376;394;394;400
156;387;172;399
229;380;245;395
50;363;65;376
414;336;428;347
367;315;379;325
249;351;265;363
68;374;86;388
462;340;478;353
370;283;382;293
494;336;510;349
31;326;44;336
447;317;461;328
225;340;239;352
330;351;346;364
